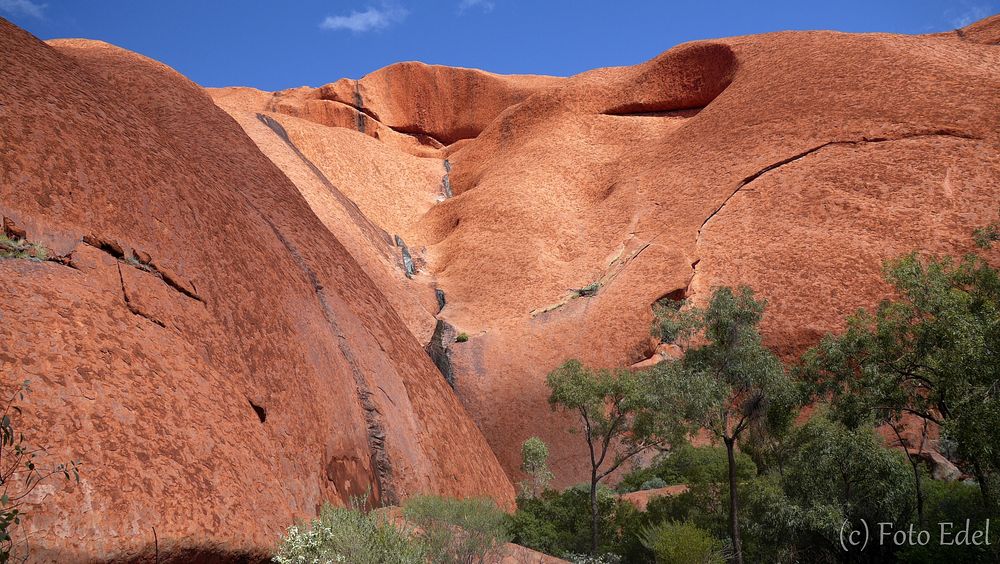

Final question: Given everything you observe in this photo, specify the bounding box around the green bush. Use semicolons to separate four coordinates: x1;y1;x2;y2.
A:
0;234;47;261
510;484;643;561
640;521;725;564
519;437;553;498
618;445;756;494
273;503;425;564
455;333;470;343
639;478;668;491
402;495;511;564
897;480;999;563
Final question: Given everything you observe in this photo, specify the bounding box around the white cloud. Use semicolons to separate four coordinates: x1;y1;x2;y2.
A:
459;0;495;14
0;0;45;19
320;4;408;33
950;2;994;28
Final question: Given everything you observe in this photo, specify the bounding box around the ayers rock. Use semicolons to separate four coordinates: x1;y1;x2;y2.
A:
1;12;999;562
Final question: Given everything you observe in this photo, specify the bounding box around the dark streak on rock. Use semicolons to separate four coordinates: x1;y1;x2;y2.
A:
249;201;397;506
696;130;982;242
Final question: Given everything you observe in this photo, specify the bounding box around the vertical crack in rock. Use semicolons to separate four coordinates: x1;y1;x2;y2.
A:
435;288;446;313
84;236;203;303
425;319;457;389
250;202;397;505
353;80;366;134
255;113;393;249
441;159;453;199
116;262;166;328
394;235;415;278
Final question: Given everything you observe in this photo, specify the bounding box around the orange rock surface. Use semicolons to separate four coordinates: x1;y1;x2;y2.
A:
0;18;513;562
214;16;1000;495
2;10;999;561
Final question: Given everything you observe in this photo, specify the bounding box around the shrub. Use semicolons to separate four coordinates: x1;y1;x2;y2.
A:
510;485;643;560
0;234;47;261
574;283;600;297
402;495;511;564
618;445;756;494
274;503;425;564
639;478;668;491
519;437;554;499
563;553;622;564
640;521;726;564
896;480;999;563
455;333;469;343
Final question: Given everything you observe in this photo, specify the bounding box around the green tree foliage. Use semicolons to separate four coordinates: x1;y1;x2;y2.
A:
640;521;726;564
618;445;756;494
801;252;1000;509
402;495;511;564
546;360;685;553
638;415;916;562
519;437;554;499
510;484;642;561
972;216;998;249
650;286;796;563
897;480;997;563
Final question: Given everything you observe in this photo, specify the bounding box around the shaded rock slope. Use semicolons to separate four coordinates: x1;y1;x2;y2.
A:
1;11;998;562
0;18;513;562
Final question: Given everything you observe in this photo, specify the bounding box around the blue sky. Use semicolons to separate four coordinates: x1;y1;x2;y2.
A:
2;1;997;90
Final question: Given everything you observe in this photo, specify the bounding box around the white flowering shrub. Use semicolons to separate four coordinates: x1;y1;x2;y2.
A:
563;553;622;564
273;504;425;564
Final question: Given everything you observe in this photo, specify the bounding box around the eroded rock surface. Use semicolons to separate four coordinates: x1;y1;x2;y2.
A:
0;19;512;562
2;12;999;561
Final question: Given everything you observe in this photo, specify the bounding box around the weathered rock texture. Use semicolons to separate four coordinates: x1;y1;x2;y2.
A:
2;11;999;561
0;18;513;562
212;15;1000;495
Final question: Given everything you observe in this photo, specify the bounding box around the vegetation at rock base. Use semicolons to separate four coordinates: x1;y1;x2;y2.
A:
456;333;470;343
639;521;726;564
546;360;686;553
402;495;511;563
274;495;510;564
512;229;1000;563
510;484;643;561
1;381;80;563
274;502;425;564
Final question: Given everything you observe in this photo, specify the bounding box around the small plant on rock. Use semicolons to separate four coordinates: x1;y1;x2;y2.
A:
1;381;81;563
455;333;470;343
0;235;47;262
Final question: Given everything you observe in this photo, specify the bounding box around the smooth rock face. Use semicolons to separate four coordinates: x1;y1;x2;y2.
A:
213;12;1000;494
218;15;1000;494
0;18;512;562
3;11;999;561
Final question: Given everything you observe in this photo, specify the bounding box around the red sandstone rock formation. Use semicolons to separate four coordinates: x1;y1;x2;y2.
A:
220;15;1000;495
2;10;999;562
0;18;513;562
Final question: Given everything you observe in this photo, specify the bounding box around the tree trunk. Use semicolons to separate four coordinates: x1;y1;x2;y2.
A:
590;473;600;554
915;465;925;526
973;458;994;511
725;437;743;564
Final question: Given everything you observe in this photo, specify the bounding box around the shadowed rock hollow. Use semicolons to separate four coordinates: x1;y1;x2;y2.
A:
2;11;999;562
